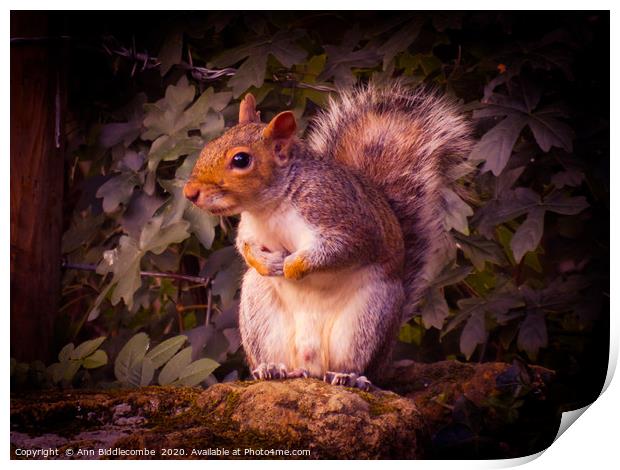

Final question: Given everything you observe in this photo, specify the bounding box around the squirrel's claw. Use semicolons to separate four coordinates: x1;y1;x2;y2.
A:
323;371;372;391
251;362;288;380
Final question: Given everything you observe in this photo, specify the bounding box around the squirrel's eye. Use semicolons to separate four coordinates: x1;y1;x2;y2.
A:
231;152;252;169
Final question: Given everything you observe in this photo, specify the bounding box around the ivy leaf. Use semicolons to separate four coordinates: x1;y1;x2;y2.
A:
107;237;142;308
159;346;193;385
70;336;107;360
144;335;188;369
517;313;548;360
82;350;108;369
543;191;589;215
454;233;506;271
421;288;450;330
177;358;220;386
142;77;196;140
528;114;574;152
470;114;528;176
114;332;150;384
441;188;473;235
511;208;545;263
211;254;245;308
139;215;190;255
376;19;422;69
58;343;75;363
140;357;156;386
551;168;585;188
213;31;306;98
431;265;473;289
96;172;143;213
120;191;165;240
460;311;487;360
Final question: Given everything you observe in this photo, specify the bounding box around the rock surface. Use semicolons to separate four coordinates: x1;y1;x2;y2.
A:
11;360;556;459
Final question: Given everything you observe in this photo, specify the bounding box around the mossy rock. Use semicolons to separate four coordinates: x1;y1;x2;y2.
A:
11;360;555;459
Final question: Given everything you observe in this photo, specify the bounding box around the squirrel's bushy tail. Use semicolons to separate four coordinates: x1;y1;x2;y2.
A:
307;82;473;315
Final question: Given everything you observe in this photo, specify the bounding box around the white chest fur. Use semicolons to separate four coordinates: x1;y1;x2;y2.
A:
239;207;376;377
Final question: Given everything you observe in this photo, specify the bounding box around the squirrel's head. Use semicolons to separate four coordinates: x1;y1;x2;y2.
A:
184;93;298;215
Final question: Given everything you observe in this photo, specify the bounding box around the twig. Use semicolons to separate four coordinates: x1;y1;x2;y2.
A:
62;261;211;285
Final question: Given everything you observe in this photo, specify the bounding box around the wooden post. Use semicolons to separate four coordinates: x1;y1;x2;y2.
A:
10;12;64;362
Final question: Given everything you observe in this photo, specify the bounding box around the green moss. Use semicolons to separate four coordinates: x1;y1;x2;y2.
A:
353;389;397;416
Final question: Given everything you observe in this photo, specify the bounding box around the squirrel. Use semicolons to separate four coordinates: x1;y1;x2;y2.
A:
184;82;472;390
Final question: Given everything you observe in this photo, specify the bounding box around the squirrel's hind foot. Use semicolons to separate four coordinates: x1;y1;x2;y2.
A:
323;371;372;391
251;363;309;380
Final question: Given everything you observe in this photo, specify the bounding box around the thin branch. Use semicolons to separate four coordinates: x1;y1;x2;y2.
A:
62;261;211;285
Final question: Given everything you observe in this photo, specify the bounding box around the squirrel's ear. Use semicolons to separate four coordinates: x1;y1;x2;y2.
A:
263;111;297;140
239;93;261;124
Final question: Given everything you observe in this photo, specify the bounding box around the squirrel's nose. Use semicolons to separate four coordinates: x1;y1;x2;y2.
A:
183;181;203;204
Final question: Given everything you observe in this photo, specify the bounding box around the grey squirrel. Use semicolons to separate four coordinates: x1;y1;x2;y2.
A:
184;82;473;389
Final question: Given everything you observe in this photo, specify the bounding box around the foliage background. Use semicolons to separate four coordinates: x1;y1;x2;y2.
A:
17;12;607;411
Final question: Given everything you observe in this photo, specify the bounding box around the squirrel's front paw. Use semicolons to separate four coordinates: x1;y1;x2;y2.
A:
243;243;287;277
283;253;310;280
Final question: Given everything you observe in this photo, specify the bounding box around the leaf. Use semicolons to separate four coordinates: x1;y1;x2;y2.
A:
71;336;107;360
460;311;486;360
470;114;528;176
103;236;142;308
510;208;545;263
212;31;307;98
142;78;196;140
63;360;82;382
441;188;473;235
421;288;450;330
139;215;191;255
454;234;506;271
145;335;188;369
96;172;142;213
120;191;166;240
211;255;245;308
114;332;150;384
528;114;573;152
140;357;156;386
177;358;220;386
377;19;422;69
517;313;548;360
543;191;589;215
58;343;75;362
398;323;424;346
82;350;108;369
551;168;585;188
431;265;473;289
158;346;193;385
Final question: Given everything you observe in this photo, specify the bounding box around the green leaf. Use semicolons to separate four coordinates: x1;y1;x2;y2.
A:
543;191;589;215
140;357;156;386
177;358;220;386
398;323;424;346
455;234;506;271
528;114;573;152
517;313;547;360
551;168;585;188
431;265;473;289
82;350;108;369
511;208;545;263
441;188;473;235
470;114;528;176
71;336;107;360
63;360;82;382
421;288;449;330
158;346;193;385
145;335;188;369
96;172;142;213
58;343;75;362
114;332;150;384
139;215;191;255
460;311;486;360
